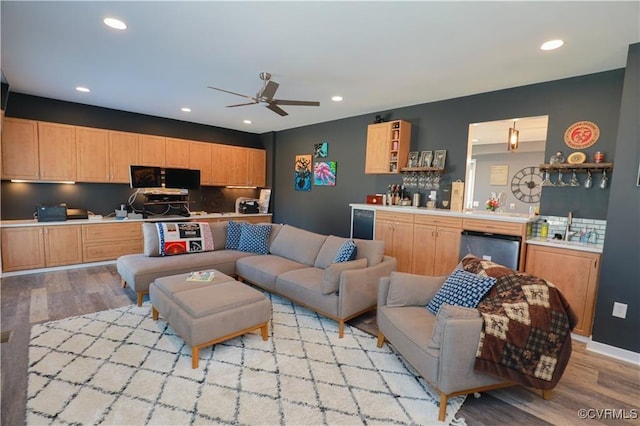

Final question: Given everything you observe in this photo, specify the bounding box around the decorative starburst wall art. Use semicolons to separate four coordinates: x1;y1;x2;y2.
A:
314;161;337;186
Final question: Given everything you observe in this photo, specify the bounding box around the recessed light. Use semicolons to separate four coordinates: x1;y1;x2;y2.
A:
104;17;127;30
243;120;252;124
76;86;90;93
331;96;343;102
181;107;191;112
540;39;564;51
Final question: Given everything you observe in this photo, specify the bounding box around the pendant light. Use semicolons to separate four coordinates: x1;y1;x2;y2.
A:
507;121;519;152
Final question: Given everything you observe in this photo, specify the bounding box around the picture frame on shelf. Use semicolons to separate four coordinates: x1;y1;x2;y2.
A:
419;151;433;168
408;151;419;168
433;150;447;169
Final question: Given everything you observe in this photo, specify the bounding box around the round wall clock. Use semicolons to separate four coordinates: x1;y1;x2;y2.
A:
511;166;542;203
564;121;600;149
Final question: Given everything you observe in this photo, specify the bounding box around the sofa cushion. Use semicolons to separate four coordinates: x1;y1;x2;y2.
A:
275;269;339;317
353;238;385;267
333;239;357;263
322;258;367;294
236;254;307;292
225;221;243;250
427;303;480;349
269;224;327;266
386;272;447;308
237;223;271;255
426;269;497;314
314;235;347;268
209;221;228;250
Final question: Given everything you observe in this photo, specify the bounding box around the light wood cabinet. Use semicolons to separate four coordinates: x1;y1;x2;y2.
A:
229;146;249;185
375;211;414;272
211;143;232;186
1;225;82;272
412;215;462;276
365;120;411;174
1;117;40;180
82;222;143;262
189;141;212;185
525;244;601;336
77;126;110;182
165;137;191;168
140;134;166;166
109;131;140;183
247;148;266;187
38;122;77;181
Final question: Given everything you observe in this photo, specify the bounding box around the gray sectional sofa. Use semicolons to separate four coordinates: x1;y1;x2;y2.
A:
118;221;397;337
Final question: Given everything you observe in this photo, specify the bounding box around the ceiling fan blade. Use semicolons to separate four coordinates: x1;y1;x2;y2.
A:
207;86;256;101
267;103;288;116
272;99;320;107
226;101;258;108
259;80;279;100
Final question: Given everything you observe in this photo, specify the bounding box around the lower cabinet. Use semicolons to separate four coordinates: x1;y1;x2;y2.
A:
82;222;143;262
525;244;601;336
412;215;462;276
375;211;414;272
1;225;82;272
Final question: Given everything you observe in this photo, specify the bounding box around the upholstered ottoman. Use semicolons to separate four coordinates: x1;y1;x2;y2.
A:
149;270;271;368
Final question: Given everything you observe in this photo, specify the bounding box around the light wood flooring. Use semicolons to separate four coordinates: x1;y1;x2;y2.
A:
2;265;639;426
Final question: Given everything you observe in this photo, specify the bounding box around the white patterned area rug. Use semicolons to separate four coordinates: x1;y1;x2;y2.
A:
27;294;466;425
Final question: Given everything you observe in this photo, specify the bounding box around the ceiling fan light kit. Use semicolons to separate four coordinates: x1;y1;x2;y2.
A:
208;72;320;117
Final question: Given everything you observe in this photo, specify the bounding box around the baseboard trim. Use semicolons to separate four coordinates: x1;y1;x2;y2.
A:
1;260;116;278
586;340;640;366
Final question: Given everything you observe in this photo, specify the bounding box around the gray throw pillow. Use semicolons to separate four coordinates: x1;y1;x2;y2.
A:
386;272;447;308
322;258;367;294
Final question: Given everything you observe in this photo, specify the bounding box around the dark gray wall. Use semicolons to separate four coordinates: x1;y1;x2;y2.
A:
592;43;640;353
271;70;624;236
1;93;265;219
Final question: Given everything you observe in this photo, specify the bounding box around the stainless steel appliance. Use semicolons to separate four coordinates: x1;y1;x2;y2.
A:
459;230;521;270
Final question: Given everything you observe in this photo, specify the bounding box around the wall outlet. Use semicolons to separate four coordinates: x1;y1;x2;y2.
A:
612;302;628;319
473;201;479;207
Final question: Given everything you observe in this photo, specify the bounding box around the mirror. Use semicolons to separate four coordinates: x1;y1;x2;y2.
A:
465;115;548;214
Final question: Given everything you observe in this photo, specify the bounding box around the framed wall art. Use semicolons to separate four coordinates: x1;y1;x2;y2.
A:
314;161;337;186
408;151;419;168
419;151;433;168
433;150;447;169
294;154;312;191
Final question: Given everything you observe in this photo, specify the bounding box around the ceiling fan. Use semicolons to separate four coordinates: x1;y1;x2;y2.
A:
207;72;320;116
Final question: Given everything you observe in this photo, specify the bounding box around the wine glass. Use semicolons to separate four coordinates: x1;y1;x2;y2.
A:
555;170;566;187
584;170;593;189
541;170;553;186
569;170;580;187
599;170;608;189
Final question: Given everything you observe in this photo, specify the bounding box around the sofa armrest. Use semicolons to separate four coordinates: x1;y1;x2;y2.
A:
377;277;391;309
437;316;506;394
338;255;397;318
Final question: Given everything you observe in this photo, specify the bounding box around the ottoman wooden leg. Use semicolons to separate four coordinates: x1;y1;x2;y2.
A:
137;292;144;307
121;278;127;288
192;347;199;369
376;332;385;348
338;320;345;338
152;306;159;321
261;323;269;341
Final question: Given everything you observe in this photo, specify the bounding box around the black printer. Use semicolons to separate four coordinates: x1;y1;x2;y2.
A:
239;200;260;214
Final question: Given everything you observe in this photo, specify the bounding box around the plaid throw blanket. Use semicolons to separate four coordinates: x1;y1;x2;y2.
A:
462;256;578;390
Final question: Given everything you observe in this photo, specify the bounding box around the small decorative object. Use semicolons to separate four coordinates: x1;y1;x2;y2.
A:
549;151;565;164
374;115;383;123
408;151;419;168
567;152;586;164
593;151;605;163
433;150;447;169
419;150;433;167
314;142;328;158
564;121;600;149
294;154;312;191
314;161;337;186
485;198;500;211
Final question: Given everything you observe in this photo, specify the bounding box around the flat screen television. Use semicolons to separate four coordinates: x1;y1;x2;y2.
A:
164;168;201;190
129;165;162;188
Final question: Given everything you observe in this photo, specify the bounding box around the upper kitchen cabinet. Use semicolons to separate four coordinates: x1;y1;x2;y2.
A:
76;126;110;182
140;134;166;166
109;131;140;183
211;143;232;186
165;137;191;168
229;146;249;185
365;120;411;174
38;122;77;181
1;117;39;180
247;148;266;187
189;141;213;185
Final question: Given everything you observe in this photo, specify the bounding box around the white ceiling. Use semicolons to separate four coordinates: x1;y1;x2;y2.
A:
2;1;639;134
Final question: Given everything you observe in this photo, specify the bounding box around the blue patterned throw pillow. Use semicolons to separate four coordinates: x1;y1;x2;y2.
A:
225;221;243;250
426;269;497;315
238;223;272;254
333;239;357;263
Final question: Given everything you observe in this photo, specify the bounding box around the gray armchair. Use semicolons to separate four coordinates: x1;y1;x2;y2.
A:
376;271;514;421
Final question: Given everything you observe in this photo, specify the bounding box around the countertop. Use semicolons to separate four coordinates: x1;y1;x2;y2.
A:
349;203;538;224
526;237;603;254
0;212;272;228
